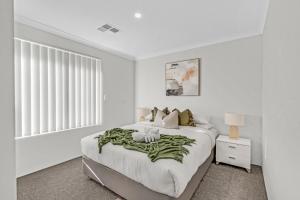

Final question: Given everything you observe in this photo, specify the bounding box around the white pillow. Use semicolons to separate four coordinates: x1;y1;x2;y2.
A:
154;110;179;129
193;114;211;124
196;123;214;130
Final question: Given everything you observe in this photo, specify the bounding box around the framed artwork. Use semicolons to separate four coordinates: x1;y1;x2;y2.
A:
165;58;200;96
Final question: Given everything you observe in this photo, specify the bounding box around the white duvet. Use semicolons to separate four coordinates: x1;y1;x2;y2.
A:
81;123;217;198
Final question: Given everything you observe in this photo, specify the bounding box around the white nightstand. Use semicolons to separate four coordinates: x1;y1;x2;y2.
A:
216;135;251;173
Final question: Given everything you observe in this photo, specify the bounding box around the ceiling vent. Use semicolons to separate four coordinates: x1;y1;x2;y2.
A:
97;24;120;34
110;28;119;33
97;24;112;32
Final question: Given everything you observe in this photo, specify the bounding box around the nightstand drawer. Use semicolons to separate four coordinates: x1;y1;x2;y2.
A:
217;141;250;158
217;152;250;168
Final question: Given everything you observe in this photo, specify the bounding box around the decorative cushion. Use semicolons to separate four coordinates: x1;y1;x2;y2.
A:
153;110;166;127
150;107;170;122
172;109;196;127
154;110;179;129
162;110;179;129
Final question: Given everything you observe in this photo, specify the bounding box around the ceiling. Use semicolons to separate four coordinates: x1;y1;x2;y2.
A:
15;0;269;60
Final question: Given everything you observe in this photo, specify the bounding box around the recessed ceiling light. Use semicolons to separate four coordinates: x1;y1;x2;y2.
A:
134;12;142;19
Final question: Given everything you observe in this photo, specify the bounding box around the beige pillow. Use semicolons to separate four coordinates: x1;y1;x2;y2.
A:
162;110;179;129
150;107;170;122
154;110;179;129
153;110;166;127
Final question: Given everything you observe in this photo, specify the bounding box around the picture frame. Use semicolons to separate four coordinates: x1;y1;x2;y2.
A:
165;58;201;96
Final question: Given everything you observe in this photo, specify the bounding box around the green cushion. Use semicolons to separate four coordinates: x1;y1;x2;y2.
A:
172;109;195;126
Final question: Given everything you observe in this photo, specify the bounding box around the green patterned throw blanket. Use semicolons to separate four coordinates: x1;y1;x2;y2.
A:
95;128;196;163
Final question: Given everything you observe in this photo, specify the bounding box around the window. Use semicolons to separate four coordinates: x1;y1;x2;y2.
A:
14;38;102;138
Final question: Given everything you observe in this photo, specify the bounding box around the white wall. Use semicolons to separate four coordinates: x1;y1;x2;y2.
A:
15;22;135;177
262;0;300;199
136;36;263;165
0;0;16;199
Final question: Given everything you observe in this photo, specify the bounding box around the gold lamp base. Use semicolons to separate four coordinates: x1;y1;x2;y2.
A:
139;116;145;122
229;126;240;139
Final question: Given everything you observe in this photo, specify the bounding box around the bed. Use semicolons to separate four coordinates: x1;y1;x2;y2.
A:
81;122;217;200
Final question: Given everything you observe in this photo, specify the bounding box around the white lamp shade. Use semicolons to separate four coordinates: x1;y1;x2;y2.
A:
136;107;150;119
225;113;245;126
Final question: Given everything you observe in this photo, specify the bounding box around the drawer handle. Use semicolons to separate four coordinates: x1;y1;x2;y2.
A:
228;146;236;149
228;156;236;160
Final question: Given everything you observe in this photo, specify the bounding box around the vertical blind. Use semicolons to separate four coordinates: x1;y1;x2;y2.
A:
14;38;102;138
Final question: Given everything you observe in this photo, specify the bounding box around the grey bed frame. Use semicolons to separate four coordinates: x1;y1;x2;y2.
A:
82;149;214;200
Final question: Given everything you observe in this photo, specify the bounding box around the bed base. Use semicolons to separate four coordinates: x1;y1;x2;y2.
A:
82;150;214;200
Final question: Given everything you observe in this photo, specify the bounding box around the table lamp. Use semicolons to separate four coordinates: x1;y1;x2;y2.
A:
136;107;150;122
225;113;245;139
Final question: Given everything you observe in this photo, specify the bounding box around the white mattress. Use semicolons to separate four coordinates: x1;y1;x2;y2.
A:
81;123;217;197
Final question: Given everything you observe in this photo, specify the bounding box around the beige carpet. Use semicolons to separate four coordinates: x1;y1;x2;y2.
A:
17;158;267;200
